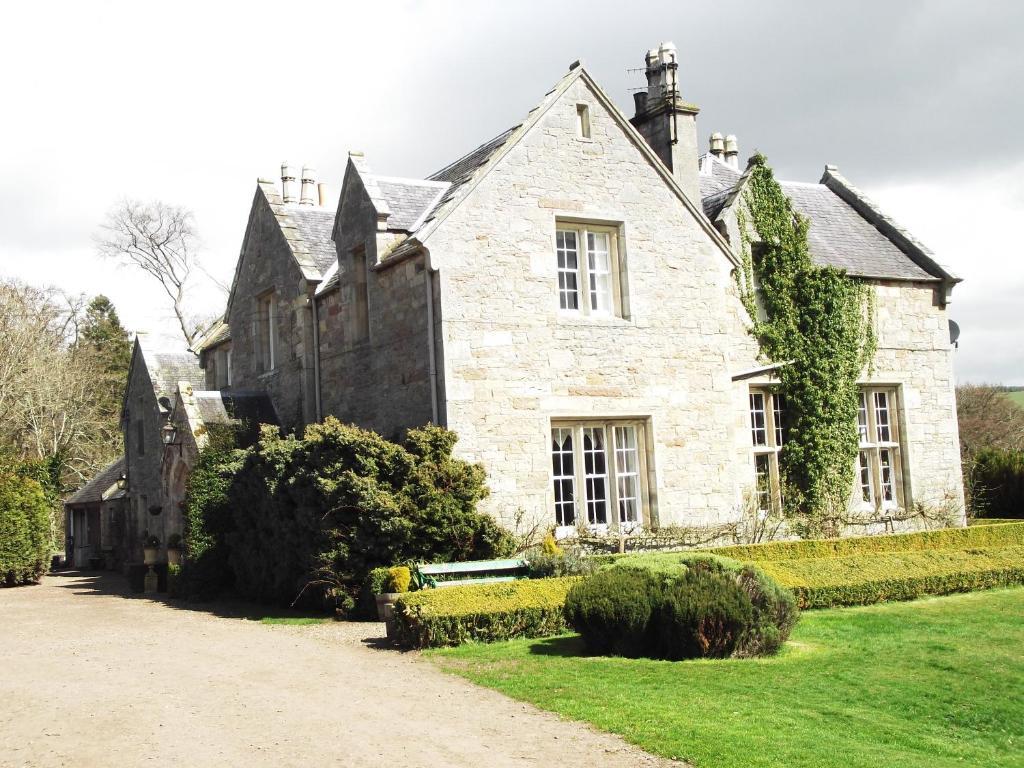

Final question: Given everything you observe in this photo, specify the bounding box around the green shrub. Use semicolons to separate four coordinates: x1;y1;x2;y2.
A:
655;569;753;660
0;472;51;586
526;545;597;578
761;545;1024;608
179;441;245;600
392;577;580;648
972;448;1024;519
564;568;666;656
569;555;794;660
386;565;411;594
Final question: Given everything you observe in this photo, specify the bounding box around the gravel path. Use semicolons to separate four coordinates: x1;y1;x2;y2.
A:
0;571;675;768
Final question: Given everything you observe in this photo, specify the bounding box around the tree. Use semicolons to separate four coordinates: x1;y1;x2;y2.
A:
956;384;1024;459
95;199;224;347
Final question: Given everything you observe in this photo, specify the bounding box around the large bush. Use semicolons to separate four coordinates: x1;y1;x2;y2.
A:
971;448;1024;519
0;472;51;586
565;555;797;660
183;418;512;609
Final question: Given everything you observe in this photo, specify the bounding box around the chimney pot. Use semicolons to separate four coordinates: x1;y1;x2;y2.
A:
317;182;329;207
281;161;297;203
299;165;317;206
633;91;649;116
723;135;740;169
709;132;725;157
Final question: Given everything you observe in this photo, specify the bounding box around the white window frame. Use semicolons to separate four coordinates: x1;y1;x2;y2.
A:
857;387;904;512
256;291;276;372
550;419;650;537
748;389;784;516
554;222;623;318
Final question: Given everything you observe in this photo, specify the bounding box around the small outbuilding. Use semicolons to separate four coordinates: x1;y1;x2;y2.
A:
63;457;127;569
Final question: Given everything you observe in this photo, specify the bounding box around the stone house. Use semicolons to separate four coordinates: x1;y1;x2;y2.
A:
63;456;126;568
119;336;205;563
193;41;964;537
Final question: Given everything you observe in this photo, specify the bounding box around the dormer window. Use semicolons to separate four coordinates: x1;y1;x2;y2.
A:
576;104;591;139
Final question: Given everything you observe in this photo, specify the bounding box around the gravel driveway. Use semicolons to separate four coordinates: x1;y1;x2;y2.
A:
0;571;673;767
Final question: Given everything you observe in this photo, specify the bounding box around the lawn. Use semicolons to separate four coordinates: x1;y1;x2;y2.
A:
1005;390;1024;409
431;588;1024;768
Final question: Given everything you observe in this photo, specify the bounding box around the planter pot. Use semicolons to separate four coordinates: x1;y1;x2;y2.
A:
143;547;159;566
167;548;182;567
375;592;401;623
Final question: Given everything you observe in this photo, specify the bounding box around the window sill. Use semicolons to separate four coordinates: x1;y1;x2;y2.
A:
257;368;279;380
556;311;634;328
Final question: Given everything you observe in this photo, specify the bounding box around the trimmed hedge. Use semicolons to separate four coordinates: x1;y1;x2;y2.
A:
0;472;51;586
760;545;1024;608
392;577;580;648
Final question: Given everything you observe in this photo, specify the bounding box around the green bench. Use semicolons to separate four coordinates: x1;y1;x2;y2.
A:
415;558;529;589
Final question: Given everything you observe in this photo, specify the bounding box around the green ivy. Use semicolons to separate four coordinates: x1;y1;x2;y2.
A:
737;154;876;537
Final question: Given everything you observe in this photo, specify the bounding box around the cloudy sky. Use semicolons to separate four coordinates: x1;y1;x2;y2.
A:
1;0;1021;382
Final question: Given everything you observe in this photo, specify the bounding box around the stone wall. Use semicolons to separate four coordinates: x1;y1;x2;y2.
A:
226;188;314;433
317;167;434;438
121;352;168;563
425;77;762;531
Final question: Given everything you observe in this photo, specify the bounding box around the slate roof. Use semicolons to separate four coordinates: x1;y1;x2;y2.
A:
373;178;449;232
781;181;936;280
141;348;205;401
424;126;519;225
284;205;337;272
65;457;126;506
698;153;945;282
192;390;279;446
192;318;230;353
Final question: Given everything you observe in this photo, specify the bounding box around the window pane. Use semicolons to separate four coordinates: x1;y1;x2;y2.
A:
754;454;771;513
858;451;873;504
874;391;892;443
556;230;580;311
749;392;767;446
773;394;785;447
614;426;640;524
857;392;869;444
551;428;575;526
587;232;612;313
582;427;608;525
879;448;895;504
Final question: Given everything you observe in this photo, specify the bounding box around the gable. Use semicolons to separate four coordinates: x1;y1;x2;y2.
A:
416;66;738;270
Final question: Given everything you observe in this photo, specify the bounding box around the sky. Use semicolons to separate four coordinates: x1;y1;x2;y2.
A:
1;0;1021;382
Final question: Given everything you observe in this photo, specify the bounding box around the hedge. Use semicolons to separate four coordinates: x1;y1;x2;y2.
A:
760;545;1024;608
392;577;580;649
0;472;51;586
592;522;1024;568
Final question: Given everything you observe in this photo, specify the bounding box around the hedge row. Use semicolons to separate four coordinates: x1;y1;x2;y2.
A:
392;577;580;648
759;545;1024;608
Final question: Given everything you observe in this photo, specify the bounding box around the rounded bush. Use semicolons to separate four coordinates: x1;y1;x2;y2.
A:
567;554;798;660
563;567;666;657
655;568;754;660
0;472;51;586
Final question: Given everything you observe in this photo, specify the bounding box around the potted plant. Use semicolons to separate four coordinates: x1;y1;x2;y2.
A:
375;566;411;629
166;534;183;566
142;533;160;566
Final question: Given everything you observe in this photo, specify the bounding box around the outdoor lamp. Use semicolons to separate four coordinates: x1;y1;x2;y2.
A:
161;421;178;446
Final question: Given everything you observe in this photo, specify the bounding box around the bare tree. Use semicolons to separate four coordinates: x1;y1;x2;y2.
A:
95;199;221;347
956;384;1024;459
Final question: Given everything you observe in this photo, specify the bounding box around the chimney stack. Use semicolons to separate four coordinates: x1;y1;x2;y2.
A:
629;41;701;205
723;135;739;169
709;132;725;159
280;161;297;203
299;165;317;206
317;182;329;207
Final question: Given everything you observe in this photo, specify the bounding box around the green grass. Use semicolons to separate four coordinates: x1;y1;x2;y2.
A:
1005;390;1024;409
431;588;1024;768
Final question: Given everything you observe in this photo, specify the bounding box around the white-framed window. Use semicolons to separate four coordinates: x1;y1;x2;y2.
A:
550;419;649;534
256;291;276;372
575;103;591;139
857;387;903;511
554;222;623;317
748;389;785;515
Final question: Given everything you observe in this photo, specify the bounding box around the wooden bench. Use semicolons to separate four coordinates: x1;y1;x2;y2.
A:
415;558;529;589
